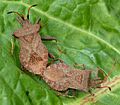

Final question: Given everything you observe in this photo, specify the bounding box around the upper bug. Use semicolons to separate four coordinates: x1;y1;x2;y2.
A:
7;5;49;75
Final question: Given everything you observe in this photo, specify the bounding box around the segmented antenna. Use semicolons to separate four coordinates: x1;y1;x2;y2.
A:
103;60;116;82
7;11;24;20
27;4;37;20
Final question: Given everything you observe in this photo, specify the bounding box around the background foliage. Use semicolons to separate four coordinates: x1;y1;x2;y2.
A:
0;0;120;105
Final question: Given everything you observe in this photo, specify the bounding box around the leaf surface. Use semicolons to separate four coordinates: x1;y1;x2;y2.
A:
0;0;120;105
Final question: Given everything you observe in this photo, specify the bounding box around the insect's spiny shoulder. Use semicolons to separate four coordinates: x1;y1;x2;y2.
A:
14;24;40;37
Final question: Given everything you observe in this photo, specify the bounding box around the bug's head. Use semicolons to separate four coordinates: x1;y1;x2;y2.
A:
7;4;38;28
88;64;116;92
88;72;104;89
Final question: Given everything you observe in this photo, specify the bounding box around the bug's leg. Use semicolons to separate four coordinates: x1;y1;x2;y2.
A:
57;91;68;97
97;67;105;77
16;17;24;25
35;17;47;27
47;59;57;67
41;36;57;42
47;53;63;66
96;86;111;91
74;63;85;70
82;64;85;70
48;53;63;63
57;90;75;98
36;17;57;42
91;67;101;80
57;47;65;54
68;89;77;97
103;61;116;82
35;17;41;24
48;52;56;59
21;65;24;70
88;89;95;96
97;60;116;84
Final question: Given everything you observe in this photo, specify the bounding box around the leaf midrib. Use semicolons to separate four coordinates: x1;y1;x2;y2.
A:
2;0;120;55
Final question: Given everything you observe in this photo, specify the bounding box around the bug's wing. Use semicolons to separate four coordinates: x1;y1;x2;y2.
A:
43;63;70;91
68;70;91;92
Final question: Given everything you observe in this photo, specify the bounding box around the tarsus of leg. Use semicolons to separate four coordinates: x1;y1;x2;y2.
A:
97;86;111;91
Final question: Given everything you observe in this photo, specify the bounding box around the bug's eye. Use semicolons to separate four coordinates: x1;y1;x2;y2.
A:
13;33;19;38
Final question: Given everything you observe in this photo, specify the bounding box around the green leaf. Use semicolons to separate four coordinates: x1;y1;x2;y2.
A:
0;0;120;105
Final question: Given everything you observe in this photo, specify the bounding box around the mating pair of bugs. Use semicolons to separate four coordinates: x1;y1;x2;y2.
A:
8;4;113;96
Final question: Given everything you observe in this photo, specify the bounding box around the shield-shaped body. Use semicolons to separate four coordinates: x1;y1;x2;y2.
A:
14;22;48;75
43;63;91;92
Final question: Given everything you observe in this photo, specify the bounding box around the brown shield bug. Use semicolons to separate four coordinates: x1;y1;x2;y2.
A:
7;5;56;75
43;62;114;95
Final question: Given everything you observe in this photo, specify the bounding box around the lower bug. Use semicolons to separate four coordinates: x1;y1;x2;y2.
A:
43;62;114;95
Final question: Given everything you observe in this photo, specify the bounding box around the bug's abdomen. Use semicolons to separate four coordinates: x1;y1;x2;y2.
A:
19;34;48;75
43;63;70;91
28;51;47;75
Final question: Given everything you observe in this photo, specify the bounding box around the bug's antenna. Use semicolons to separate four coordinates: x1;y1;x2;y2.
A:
96;59;117;85
27;4;37;20
103;60;116;82
7;11;24;20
